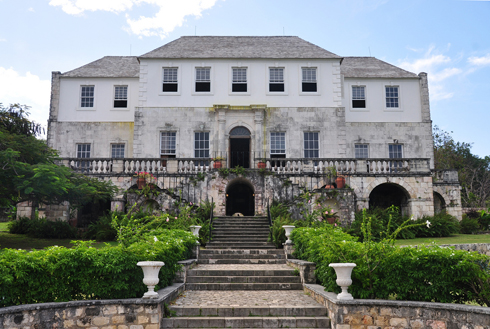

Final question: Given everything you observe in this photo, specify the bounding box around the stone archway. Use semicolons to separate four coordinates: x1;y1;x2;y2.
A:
226;178;255;216
369;183;411;216
433;192;446;214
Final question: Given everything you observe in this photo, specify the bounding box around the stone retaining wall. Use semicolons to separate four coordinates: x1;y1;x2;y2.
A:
305;284;490;329
0;283;184;329
439;243;490;256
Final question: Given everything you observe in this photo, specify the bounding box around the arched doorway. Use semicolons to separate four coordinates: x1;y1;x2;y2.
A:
433;192;446;214
229;126;250;168
369;183;410;216
226;179;255;216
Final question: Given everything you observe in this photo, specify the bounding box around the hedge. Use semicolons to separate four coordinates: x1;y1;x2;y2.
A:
291;226;490;306
0;229;196;307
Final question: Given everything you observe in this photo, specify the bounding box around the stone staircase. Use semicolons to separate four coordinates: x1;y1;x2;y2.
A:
163;219;330;328
206;216;276;249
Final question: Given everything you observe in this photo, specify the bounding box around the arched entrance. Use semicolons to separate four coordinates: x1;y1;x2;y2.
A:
369;183;410;216
229;126;250;168
433;192;446;214
226;179;255;216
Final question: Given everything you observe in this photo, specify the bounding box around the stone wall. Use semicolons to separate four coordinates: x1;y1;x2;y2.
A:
305;284;490;329
0;283;184;329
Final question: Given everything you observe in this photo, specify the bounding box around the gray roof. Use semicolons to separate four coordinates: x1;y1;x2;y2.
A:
62;56;139;78
140;36;341;59
341;57;418;78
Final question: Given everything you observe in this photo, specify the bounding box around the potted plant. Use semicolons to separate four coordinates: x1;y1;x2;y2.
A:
257;158;267;169
336;175;346;189
327;166;337;186
212;156;225;169
135;172;156;189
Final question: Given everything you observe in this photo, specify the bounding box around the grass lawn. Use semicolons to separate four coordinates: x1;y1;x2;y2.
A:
395;233;490;246
0;221;117;250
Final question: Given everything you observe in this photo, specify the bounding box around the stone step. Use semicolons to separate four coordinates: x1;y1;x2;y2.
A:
212;225;270;229
205;244;276;249
184;282;304;290
170;305;326;317
186;276;301;283
198;253;285;260
188;269;295;276
200;249;283;255
198;258;286;264
210;238;271;243
213;216;268;220
161;316;329;328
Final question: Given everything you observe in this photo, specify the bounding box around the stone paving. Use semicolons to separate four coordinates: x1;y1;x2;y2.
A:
193;264;293;271
171;290;322;307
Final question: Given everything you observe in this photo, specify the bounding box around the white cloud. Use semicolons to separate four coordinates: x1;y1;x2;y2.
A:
49;0;220;38
0;67;51;126
468;54;490;66
0;38;6;42
28;7;34;12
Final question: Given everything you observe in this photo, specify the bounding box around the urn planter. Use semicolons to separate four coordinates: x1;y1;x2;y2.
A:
189;225;202;245
213;161;222;169
136;177;146;189
257;162;266;169
137;261;165;299
282;225;295;245
329;263;356;300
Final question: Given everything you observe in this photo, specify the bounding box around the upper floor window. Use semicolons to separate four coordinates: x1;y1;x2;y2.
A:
389;144;403;158
160;132;176;158
77;144;91;158
195;67;211;92
194;132;209;158
162;68;178;92
269;68;284;92
270;132;286;158
80;86;94;107
114;86;128;108
386;86;399;108
355;144;369;158
302;68;317;92
232;68;247;92
304;132;319;158
352;86;366;108
111;144;125;158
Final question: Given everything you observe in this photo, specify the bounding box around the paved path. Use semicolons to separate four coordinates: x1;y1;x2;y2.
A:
193;264;293;270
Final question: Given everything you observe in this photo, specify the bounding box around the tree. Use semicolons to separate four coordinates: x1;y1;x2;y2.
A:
433;126;490;208
0;104;116;216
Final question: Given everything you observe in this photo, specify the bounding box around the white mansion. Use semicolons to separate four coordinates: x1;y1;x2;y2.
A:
45;36;461;222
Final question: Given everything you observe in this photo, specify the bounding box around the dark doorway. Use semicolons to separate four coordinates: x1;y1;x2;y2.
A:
226;181;255;216
433;192;446;214
369;183;409;216
229;126;251;168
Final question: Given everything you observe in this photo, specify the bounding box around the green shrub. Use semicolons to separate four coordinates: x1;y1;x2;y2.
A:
270;215;293;248
460;215;480;234
0;230;196;307
9;217;76;239
7;216;31;234
478;209;490;231
413;213;460;237
83;213;118;241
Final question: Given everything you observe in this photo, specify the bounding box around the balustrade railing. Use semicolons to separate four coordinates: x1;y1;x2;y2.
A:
60;157;432;175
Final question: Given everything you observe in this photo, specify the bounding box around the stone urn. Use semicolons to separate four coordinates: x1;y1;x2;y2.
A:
189;225;202;245
329;263;356;300
137;261;165;299
282;225;295;244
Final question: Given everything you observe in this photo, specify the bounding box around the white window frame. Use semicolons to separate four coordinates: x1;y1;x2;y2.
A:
299;66;320;95
80;85;95;109
351;85;367;110
354;144;369;158
230;66;249;95
113;85;128;109
194;132;210;158
303;132;319;158
160;66;181;95
160;132;177;156
270;132;286;157
111;143;125;158
389;144;403;158
268;67;285;93
385;85;401;111
194;67;212;94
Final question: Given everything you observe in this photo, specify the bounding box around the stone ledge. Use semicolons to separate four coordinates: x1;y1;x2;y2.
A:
286;259;316;284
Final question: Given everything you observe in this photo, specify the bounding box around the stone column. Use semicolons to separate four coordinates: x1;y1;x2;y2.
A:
252;106;265;161
47;71;61;149
215;106;227;160
111;196;126;212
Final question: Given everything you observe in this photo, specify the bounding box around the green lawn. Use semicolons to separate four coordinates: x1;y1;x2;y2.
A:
0;221;116;250
395;234;490;246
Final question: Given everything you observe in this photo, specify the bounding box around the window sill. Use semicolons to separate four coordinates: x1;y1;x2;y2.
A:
228;92;251;96
111;108;130;111
384;107;403;112
350;107;369;112
191;92;214;96
158;92;181;96
77;107;96;111
266;92;289;96
299;92;321;96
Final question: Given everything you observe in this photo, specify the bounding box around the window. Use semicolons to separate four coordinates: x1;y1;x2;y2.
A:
232;68;247;92
304;132;319;158
355;144;369;158
352;86;365;108
302;68;317;92
269;68;284;92
270;132;286;158
162;68;178;92
111;144;125;158
160;132;176;158
194;132;209;158
114;86;128;108
389;144;403;158
77;144;91;158
80;86;94;107
195;68;211;92
386;86;399;108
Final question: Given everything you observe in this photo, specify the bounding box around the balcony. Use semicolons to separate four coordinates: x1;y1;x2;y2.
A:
59;157;432;176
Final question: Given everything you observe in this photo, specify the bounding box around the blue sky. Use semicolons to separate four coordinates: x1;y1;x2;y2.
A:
1;0;489;157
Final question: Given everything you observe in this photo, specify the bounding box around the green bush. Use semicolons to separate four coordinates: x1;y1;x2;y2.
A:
83;212;118;241
8;216;76;239
460;215;480;234
0;230;196;307
413;213;460;237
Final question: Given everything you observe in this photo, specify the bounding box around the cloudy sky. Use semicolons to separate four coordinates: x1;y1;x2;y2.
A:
1;0;489;156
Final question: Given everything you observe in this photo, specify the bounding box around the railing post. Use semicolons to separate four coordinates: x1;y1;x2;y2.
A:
112;159;124;174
